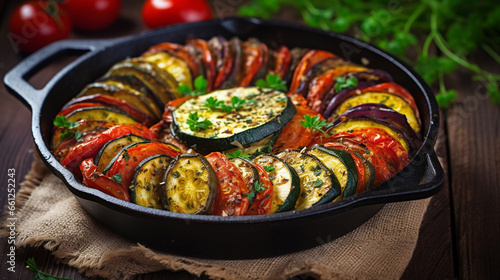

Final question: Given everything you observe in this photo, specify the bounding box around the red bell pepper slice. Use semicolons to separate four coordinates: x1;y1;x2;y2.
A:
289;50;337;94
61;124;156;178
80;158;130;201
106;141;181;189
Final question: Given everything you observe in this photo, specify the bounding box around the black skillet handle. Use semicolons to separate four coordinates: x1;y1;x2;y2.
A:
3;37;127;111
368;149;445;203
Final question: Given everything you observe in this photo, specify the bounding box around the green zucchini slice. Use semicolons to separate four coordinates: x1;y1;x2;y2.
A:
224;131;281;158
253;154;300;213
102;141;152;175
276;150;341;210
308;145;358;198
230;157;259;208
162;154;217;214
95;134;148;173
129;154;173;209
65;107;138;125
171;87;296;152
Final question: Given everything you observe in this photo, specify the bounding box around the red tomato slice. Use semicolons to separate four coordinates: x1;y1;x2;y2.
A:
289;50;337;94
206;152;249;216
187;38;216;91
246;163;274;215
61;124;155;178
272;46;291;79
273;100;324;152
106;141;181;188
240;40;265;87
80;158;130;201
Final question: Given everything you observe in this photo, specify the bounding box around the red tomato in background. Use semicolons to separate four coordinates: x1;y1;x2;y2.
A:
142;0;212;29
62;0;122;32
8;1;72;53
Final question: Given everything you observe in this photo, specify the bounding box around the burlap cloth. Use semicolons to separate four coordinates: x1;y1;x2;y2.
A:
7;157;432;280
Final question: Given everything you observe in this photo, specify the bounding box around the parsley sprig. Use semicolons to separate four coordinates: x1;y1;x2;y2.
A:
300;114;330;136
187;112;213;131
204;96;248;113
239;0;500;107
225;150;250;159
54;115;82;140
255;73;288;92
177;76;209;96
26;258;72;280
334;76;358;92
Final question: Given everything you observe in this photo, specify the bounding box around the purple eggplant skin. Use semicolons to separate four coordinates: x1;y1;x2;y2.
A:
208;36;226;74
221;37;243;89
326;103;421;154
321;69;393;117
295;57;345;96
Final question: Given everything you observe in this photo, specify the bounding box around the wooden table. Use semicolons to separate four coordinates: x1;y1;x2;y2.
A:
1;0;498;279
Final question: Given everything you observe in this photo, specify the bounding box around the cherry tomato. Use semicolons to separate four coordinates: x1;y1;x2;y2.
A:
142;0;212;29
62;0;121;32
8;0;72;53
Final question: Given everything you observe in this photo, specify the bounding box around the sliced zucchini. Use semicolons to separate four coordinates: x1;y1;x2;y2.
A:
95;134;148;173
162;154;217;214
65;107;138;125
171;87;296;151
224;131;280;158
105;58;179;105
253;154;300;213
77;82;161;119
276;150;341;210
142;51;193;88
129;154;173;209
230;157;259;208
336;92;420;133
102;141;152;175
307;145;358;199
352;150;375;192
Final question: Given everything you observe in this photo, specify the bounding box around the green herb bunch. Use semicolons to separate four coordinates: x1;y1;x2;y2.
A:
239;0;500;108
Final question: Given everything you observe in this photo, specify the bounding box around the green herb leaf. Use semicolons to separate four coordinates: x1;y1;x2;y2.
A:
178;76;209;96
313;179;323;187
74;130;82;142
436;90;457;109
242;192;255;199
204;97;224;111
53;115;77;129
225;150;250;160
254;181;264;192
59;131;74;139
255;73;288;92
300;114;329;136
111;174;122;184
26;258;72;280
334;76;358;92
123;151;130;162
187;112;213;131
264;165;275;172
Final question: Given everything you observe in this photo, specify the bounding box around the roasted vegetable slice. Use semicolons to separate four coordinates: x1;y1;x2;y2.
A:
142;51;193;88
129;154;173;209
95;134;148;173
276;150;341;210
80;158;130;201
171;87;296;152
162;154;217;214
253;154;300;213
246;161;274;215
65;107;139;125
230;157;259;208
206;152;249;216
52;119;114;154
308;145;358;198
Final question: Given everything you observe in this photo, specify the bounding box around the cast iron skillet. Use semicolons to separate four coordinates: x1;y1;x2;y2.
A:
4;17;444;259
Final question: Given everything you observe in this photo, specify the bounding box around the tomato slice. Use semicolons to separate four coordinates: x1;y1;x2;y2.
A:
307;66;367;112
205;152;249;216
80;158;130;201
61;124;156;178
289;50;337;94
187;38;216;91
273;100;324;152
240;40;266;87
272;46;291;79
246;163;274;215
106;141;181;189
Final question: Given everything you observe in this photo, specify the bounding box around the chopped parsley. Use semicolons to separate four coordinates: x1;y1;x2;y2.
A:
111;174;122;184
255;73;288;92
300;114;330;136
264;165;275;172
187;112;213;132
225;150;250;159
334;76;358;92
177;76;209;96
254;181;265;192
